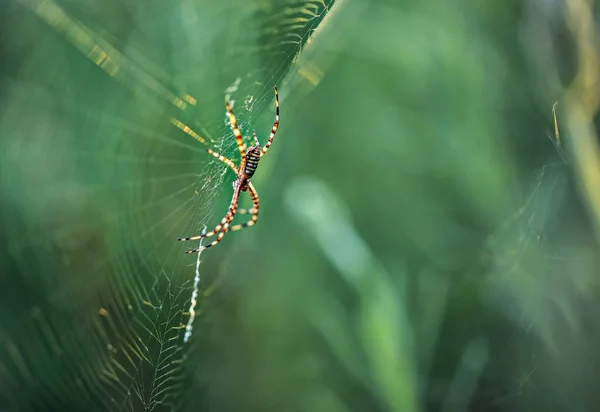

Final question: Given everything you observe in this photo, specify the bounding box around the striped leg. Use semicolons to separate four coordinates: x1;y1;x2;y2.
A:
207;148;238;173
185;223;230;254
230;183;259;232
177;183;241;243
225;100;246;169
252;130;260;146
261;86;279;156
170;118;209;145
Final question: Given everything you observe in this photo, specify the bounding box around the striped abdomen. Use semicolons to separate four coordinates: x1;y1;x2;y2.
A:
244;146;261;179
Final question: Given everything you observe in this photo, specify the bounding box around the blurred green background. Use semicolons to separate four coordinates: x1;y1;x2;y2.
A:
2;0;600;411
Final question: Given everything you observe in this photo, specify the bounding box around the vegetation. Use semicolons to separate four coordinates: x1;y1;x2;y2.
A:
1;0;600;411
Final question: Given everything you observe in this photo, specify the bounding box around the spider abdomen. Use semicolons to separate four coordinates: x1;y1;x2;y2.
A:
244;146;261;179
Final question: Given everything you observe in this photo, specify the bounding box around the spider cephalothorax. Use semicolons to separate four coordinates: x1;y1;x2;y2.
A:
177;86;279;253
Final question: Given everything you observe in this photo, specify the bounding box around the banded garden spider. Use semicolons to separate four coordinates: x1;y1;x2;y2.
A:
177;86;280;254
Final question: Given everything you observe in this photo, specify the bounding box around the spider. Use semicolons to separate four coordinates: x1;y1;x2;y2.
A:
177;86;280;254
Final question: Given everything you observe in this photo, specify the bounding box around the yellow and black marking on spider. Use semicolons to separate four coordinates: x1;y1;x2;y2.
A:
177;86;280;254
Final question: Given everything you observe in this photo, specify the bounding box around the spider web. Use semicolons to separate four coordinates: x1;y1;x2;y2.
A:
481;154;598;354
0;0;338;410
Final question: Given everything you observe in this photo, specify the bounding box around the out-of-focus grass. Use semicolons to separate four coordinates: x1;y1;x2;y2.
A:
2;0;600;411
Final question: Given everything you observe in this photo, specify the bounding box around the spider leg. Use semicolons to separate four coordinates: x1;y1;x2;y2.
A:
207;148;238;173
252;130;260;146
230;182;259;232
170;118;209;145
261;86;279;156
185;223;230;254
177;183;241;243
225;100;247;169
